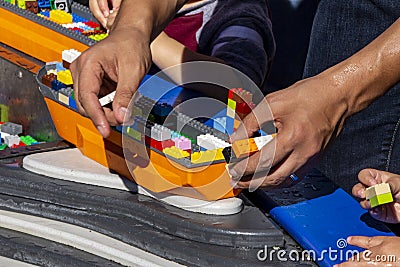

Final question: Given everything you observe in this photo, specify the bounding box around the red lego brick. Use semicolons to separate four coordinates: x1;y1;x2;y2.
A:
11;142;27;149
161;140;175;150
42;73;57;88
236;102;251;115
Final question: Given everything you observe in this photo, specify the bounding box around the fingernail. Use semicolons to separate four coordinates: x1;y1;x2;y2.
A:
97;125;107;137
119;107;129;122
103;11;109;17
358;188;365;197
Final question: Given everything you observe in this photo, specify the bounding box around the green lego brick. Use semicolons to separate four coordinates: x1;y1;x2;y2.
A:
227;99;236;110
20;135;38;146
369;192;394;208
0;104;9;122
127;127;142;141
0;144;7;150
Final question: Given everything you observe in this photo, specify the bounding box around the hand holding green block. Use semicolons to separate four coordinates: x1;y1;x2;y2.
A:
366;183;394;208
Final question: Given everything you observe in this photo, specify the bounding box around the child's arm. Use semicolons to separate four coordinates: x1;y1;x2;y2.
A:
352;168;400;224
150;31;225;69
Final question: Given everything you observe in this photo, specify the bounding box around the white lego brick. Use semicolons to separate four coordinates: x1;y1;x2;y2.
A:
254;135;274;150
366;183;391;200
151;125;171;141
99;91;115;107
226;107;235;118
58;93;69;106
197;134;230;150
4;135;20;147
62;49;81;63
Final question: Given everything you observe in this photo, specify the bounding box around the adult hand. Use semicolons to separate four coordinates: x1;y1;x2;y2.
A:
352;169;400;224
89;0;121;29
70;28;152;138
228;74;349;190
335;236;400;267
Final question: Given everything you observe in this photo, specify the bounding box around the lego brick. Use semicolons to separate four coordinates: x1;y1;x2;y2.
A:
71;1;99;23
369;193;393;208
163;146;190;159
191;149;224;164
226;107;235;118
20;135;39;146
253;135;274;150
149;138;163;151
57;69;73;85
4;135;20;147
62;49;81;64
151;124;171;141
214;117;234;134
49;10;73;24
365;183;393;208
152;103;173;117
38;0;51;9
69;96;77;110
42;73;57;88
0;144;7;150
51;79;66;91
54;0;71;13
58;93;69;105
126;127;142;141
161;139;175;150
0;104;9;122
236;102;252;115
231;138;258;159
1;122;22;135
25;1;38;14
172;136;191;151
17;0;26;9
227;99;236;110
197;134;230;151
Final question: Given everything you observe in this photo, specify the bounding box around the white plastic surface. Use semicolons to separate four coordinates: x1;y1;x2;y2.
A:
23;148;243;215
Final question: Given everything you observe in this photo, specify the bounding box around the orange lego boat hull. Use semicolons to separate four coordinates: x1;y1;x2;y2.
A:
44;98;239;200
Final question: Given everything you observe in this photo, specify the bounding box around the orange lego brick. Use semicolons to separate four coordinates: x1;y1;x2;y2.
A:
231;138;258;159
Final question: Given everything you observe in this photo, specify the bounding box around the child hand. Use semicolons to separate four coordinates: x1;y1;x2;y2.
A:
89;0;121;29
352;169;400;223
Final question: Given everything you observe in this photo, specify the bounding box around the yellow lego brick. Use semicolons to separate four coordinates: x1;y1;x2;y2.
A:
231;138;258;159
191;149;224;164
227;99;236;110
163;146;190;159
50;10;73;24
17;0;26;9
57;70;73;85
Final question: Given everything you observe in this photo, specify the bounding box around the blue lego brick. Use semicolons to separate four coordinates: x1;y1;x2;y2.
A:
56;63;66;72
269;188;394;267
39;10;50;17
38;0;51;9
72;14;87;23
51;80;66;91
153;103;173;117
69;96;77;110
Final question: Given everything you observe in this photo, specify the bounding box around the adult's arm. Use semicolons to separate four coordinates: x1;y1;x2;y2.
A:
229;18;400;189
70;0;187;138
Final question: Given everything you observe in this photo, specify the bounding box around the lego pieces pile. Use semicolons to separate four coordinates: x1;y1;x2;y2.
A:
7;0;108;41
366;183;394;208
0;122;39;150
